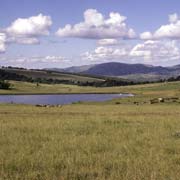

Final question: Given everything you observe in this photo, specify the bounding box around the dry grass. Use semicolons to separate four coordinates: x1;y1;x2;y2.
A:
1;81;180;179
1;104;180;179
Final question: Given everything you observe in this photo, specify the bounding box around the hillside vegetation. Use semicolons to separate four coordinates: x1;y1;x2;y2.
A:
0;68;134;87
0;68;104;83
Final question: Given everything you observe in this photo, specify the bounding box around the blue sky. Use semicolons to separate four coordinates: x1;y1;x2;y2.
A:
0;0;180;68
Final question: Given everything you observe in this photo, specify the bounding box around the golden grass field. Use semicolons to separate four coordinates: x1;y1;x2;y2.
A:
1;81;180;179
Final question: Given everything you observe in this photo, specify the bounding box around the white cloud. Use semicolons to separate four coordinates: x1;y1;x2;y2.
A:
21;55;68;63
6;14;52;37
0;55;70;68
169;13;178;23
56;9;136;39
0;14;52;52
5;14;52;45
82;40;180;65
42;55;68;63
81;46;129;62
8;37;40;45
84;9;104;26
140;32;153;40
0;33;7;53
140;13;180;40
97;39;118;46
130;40;180;63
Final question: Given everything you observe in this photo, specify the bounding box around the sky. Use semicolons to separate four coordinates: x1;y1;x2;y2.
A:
0;0;180;68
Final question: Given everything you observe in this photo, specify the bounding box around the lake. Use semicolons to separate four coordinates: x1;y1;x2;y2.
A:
0;94;133;105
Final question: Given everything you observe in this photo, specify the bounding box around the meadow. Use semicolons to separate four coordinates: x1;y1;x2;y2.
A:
1;81;180;179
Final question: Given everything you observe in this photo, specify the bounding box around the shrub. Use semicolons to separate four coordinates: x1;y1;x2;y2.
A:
0;81;11;89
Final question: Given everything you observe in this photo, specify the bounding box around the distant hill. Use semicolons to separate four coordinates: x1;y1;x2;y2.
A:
82;62;170;76
52;62;180;81
53;64;95;73
2;62;180;85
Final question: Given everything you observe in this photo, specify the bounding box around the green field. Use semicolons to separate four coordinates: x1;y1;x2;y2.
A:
1;81;180;179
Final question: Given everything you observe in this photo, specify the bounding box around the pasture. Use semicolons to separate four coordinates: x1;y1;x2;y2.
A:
1;81;180;179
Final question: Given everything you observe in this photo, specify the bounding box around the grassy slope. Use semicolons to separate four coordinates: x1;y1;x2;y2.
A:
1;81;180;179
3;68;104;82
118;73;168;82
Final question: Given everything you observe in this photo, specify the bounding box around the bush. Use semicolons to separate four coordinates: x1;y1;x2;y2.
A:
0;81;11;89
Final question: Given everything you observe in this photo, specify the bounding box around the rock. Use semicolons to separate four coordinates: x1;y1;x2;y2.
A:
150;98;164;104
36;104;63;108
36;104;50;107
115;102;121;104
158;98;164;103
133;102;139;105
36;104;43;107
171;97;179;100
149;99;157;104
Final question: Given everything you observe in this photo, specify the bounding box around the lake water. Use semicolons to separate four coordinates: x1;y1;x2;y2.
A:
0;94;133;105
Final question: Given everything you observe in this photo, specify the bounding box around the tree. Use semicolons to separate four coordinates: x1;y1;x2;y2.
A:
0;81;11;89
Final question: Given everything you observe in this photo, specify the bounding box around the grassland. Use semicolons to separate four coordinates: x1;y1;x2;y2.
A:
1;81;180;179
3;68;104;83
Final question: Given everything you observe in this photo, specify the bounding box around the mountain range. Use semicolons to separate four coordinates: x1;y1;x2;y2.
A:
49;62;180;82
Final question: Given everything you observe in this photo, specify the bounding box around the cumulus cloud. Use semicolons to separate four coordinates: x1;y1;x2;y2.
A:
82;40;180;65
6;14;52;37
97;39;119;46
56;9;136;39
42;55;68;62
140;13;180;40
130;40;180;62
140;32;153;40
81;46;129;61
0;33;7;53
1;14;52;47
0;14;52;52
